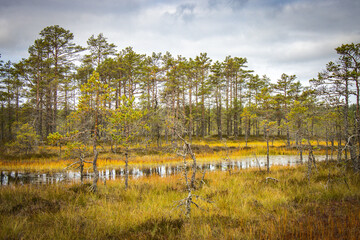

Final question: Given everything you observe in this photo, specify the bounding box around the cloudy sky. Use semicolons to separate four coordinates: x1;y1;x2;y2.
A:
1;0;360;84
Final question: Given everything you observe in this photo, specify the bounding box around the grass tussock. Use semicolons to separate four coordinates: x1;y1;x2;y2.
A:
1;162;359;239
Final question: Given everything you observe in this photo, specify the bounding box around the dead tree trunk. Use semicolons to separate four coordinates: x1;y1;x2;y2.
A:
299;139;303;165
183;140;197;189
307;149;312;184
91;150;99;192
80;153;84;185
306;142;317;184
177;142;192;217
223;140;232;175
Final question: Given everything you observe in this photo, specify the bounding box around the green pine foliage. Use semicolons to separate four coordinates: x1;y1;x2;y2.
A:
6;122;38;154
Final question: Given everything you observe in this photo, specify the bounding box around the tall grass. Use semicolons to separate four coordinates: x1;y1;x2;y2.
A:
1;162;359;239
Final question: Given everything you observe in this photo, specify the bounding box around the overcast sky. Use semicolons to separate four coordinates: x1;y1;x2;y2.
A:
1;0;360;84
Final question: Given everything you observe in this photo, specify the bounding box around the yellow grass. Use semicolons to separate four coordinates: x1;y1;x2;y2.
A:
0;162;359;239
0;138;329;172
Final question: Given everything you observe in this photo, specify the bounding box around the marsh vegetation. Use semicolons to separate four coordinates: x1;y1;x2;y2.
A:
1;162;359;239
1;25;360;239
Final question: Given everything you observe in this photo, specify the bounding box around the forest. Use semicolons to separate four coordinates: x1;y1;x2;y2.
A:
0;25;360;239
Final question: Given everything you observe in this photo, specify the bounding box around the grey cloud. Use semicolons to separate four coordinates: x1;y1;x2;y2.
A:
0;0;360;83
1;0;144;14
228;0;250;9
176;4;196;22
273;0;360;33
163;3;196;23
207;0;249;9
0;0;143;58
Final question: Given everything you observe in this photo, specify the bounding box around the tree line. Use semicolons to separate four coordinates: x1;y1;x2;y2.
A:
0;25;359;171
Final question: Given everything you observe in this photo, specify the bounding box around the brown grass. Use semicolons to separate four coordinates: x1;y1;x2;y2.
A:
0;162;359;239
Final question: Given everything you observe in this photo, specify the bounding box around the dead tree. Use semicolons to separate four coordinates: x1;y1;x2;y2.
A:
173;131;212;217
306;141;317;184
175;131;198;189
341;134;360;173
254;153;262;172
222;139;232;176
90;150;99;192
65;152;92;185
64;141;93;185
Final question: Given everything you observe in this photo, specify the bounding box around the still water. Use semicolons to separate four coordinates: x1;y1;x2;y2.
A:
1;155;326;186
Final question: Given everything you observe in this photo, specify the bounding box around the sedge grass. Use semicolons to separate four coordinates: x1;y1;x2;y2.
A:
0;162;359;239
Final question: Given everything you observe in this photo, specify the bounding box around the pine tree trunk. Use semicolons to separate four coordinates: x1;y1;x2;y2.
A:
1;104;4;142
53;56;58;133
189;78;192;142
266;127;270;173
216;88;222;140
125;151;129;190
36;73;42;137
337;123;342;162
245;123;248;147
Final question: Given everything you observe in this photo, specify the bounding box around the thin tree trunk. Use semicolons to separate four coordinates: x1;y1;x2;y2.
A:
7;90;12;140
188;142;197;189
245;129;248;147
266;127;270;173
125;151;129;190
36;72;41;137
344;78;349;162
325;126;329;163
299;140;303;164
307;149;312;184
337;123;342;162
1;104;4;142
91;150;99;192
189;77;193;142
53;55;58;133
331;134;334;161
80;154;84;185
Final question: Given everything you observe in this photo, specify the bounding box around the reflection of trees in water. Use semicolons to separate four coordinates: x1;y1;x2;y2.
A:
1;155;326;186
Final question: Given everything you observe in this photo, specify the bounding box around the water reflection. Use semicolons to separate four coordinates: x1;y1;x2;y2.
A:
1;155;326;186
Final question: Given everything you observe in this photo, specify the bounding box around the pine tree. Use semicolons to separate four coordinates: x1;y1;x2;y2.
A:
210;61;224;139
256;87;276;173
85;33;117;68
273;73;300;146
73;71;112;192
109;95;148;189
39;25;84;133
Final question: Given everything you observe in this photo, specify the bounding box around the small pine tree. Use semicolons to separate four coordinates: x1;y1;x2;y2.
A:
47;132;64;157
109;95;148;189
6;122;38;154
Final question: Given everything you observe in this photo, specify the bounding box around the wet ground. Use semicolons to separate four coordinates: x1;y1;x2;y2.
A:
1;155;326;186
